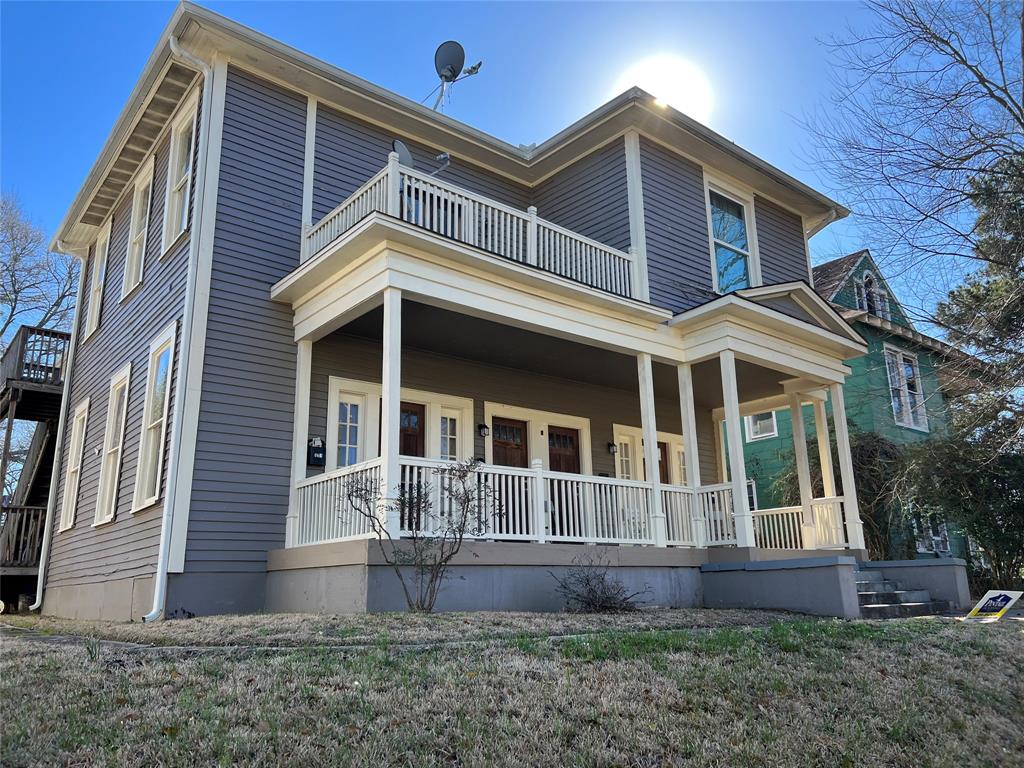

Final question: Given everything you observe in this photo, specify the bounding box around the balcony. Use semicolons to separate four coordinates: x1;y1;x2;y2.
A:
302;154;639;299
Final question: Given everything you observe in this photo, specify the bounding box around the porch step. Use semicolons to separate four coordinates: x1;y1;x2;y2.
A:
858;590;931;606
855;578;901;592
860;601;951;619
855;570;884;583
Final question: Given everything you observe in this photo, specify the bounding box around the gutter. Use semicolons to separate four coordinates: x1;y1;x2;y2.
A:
30;244;88;612
805;207;840;239
142;35;214;623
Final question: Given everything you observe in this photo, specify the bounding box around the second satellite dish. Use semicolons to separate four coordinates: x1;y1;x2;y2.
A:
392;139;414;168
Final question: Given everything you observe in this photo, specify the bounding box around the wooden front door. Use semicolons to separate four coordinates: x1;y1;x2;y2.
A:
492;417;529;468
399;402;426;457
548;426;581;474
657;441;670;483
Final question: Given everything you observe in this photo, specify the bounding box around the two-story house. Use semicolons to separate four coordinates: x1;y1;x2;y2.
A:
33;3;898;620
738;250;970;559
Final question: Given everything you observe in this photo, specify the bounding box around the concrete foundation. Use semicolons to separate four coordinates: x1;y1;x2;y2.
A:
861;559;972;610
42;575;153;621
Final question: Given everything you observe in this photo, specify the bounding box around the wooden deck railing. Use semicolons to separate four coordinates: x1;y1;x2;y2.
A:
0;506;46;568
0;326;71;390
303;154;639;299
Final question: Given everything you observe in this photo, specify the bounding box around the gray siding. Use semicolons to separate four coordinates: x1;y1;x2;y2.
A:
46;89;200;608
755;196;809;284
312;104;530;223
174;67;306;613
531;138;631;251
638;137;715;312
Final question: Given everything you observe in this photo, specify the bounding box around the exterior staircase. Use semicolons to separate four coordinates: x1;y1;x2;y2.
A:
856;568;950;618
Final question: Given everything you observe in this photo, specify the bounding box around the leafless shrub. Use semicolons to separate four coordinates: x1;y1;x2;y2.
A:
550;553;650;613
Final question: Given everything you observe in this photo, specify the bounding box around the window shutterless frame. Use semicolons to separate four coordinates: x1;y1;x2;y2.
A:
743;411;778;442
703;174;761;294
884;343;929;431
122;156;155;300
133;322;176;510
94;363;132;526
161;89;199;255
84;220;112;340
58;397;90;531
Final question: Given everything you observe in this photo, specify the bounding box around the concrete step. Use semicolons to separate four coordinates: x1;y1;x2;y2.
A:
858;589;932;606
856;579;902;592
860;600;951;619
855;569;884;583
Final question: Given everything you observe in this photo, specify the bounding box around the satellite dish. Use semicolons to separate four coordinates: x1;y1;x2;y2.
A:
434;41;466;82
392;139;414;168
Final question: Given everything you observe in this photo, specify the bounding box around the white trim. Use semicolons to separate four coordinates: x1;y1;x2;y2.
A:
132;321;177;511
743;411;778;442
83;219;112;341
324;377;474;471
57;397;90;532
482;402;593;474
121;156;156;301
623;130;650;302
93;362;133;526
612;424;687;485
301;96;317;230
884;343;929;432
161;88;199;255
703;172;761;293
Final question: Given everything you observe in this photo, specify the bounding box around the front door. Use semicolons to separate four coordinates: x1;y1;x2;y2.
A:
492;417;528;468
548;426;581;474
399;402;426;457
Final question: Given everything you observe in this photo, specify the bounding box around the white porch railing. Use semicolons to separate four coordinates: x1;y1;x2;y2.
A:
811;496;847;548
302;156;638;298
662;486;697;546
292;458;381;546
697;483;737;546
544;470;653;544
753;506;804;549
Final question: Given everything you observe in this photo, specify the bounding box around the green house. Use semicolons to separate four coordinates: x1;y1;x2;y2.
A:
737;250;968;558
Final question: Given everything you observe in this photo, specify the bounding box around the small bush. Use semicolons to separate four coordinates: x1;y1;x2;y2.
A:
550;554;650;613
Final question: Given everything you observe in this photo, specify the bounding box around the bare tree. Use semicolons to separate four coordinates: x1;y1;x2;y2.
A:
345;460;501;612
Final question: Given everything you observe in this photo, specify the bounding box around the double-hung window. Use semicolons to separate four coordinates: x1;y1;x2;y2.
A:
162;92;198;253
335;394;366;468
133;323;175;509
439;410;459;461
707;185;756;293
744;411;778;441
59;398;90;531
95;364;132;525
885;346;928;430
123;157;155;298
84;220;111;339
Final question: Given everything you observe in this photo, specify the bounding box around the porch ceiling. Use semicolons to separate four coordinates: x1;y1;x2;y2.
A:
339;300;791;409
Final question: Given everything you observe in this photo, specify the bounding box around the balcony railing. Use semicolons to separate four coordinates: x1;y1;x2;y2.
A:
1;325;71;391
303;154;639;299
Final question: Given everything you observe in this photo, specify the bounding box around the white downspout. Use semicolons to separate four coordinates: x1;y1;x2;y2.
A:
29;245;87;611
143;36;213;622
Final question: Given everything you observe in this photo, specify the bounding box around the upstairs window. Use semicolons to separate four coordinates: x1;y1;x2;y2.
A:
707;187;755;293
854;271;891;321
123;157;155;298
885;346;928;431
133;322;176;510
744;411;778;441
84;220;111;339
162;92;198;253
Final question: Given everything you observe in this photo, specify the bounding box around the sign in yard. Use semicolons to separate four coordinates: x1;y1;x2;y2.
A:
963;590;1023;623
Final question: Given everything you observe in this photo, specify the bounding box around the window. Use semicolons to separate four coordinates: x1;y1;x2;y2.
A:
95;364;132;525
611;425;687;485
84;220;111;339
335;394;366;468
744;411;778;442
707;186;756;293
855;272;892;321
59;398;90;531
123;157;155;298
162;92;198;253
439;410;459;461
617;438;635;480
133;323;175;509
885;346;928;430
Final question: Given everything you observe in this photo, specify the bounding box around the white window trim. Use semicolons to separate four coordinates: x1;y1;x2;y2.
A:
94;363;132;527
324;377;474;471
83;220;112;341
743;411;778;442
132;322;176;511
122;156;155;301
161;89;199;256
483;403;593;474
859;271;892;321
58;397;90;532
884;343;929;432
703;173;761;294
612;424;687;485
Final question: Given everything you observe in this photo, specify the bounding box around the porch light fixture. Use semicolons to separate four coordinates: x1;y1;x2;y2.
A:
607;442;618;455
477;423;490;438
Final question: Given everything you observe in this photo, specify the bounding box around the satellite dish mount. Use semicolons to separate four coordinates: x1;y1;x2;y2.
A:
431;40;482;112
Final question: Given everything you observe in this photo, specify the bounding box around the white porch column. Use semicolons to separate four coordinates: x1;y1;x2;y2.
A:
789;394;817;549
637;353;666;546
677;363;703;546
813;399;836;497
829;382;866;550
285;339;312;548
380;287;403;537
720;351;755;547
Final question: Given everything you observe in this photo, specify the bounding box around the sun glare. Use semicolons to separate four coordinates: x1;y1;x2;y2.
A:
612;55;714;124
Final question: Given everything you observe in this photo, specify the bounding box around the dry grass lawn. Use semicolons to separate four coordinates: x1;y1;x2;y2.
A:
1;611;1022;767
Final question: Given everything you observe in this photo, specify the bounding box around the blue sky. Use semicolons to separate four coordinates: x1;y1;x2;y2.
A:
2;1;874;263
